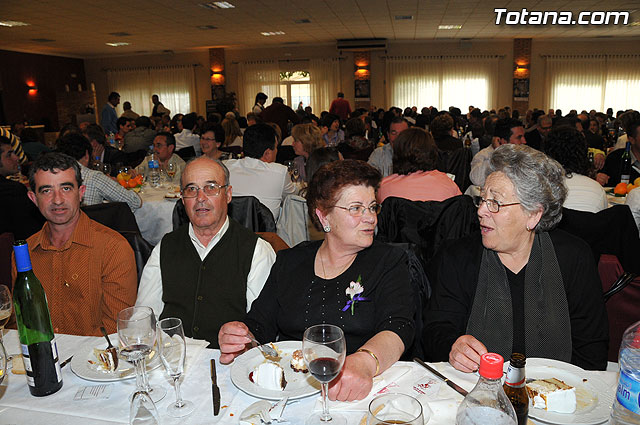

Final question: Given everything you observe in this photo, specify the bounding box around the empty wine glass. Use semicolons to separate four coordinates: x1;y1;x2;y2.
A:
117;306;166;403
367;393;424;425
130;390;161;425
302;324;347;425
0;285;11;342
157;318;194;417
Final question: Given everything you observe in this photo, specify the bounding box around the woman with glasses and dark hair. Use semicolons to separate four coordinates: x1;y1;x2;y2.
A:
219;160;415;401
424;144;608;372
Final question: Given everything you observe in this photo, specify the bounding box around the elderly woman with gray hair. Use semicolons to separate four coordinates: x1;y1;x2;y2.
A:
423;144;608;371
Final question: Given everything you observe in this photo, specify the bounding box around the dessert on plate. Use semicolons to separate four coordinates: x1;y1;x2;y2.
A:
249;361;287;390
526;378;576;414
290;349;308;373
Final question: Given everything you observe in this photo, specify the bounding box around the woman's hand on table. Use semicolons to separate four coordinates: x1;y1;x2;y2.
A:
218;321;252;364
449;335;488;373
328;352;376;402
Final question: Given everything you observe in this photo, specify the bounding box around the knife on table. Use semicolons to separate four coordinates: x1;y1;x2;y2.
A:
211;359;221;415
413;357;469;397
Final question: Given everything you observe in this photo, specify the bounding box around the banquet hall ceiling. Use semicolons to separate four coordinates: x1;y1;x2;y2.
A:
1;0;639;58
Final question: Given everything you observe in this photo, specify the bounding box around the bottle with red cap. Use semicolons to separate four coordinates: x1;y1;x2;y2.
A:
455;353;517;425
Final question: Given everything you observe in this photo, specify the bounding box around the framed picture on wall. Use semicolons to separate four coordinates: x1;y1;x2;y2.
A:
355;80;370;99
513;78;529;101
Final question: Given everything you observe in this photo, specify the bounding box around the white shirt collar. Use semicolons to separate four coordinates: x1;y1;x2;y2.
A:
188;216;230;260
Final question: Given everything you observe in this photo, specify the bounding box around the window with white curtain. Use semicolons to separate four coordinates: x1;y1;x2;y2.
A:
386;56;500;111
545;55;640;112
238;58;342;115
107;65;196;116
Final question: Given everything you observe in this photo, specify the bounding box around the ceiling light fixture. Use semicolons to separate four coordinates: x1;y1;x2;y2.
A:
106;42;130;46
197;25;218;30
439;25;462;30
0;20;30;27
31;38;55;42
294;18;311;24
108;32;131;37
199;1;235;9
261;31;285;36
395;15;413;21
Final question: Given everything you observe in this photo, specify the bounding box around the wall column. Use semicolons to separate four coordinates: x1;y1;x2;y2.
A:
512;38;532;114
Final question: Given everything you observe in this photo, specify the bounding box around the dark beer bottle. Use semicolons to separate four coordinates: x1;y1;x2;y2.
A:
12;240;63;396
503;353;528;425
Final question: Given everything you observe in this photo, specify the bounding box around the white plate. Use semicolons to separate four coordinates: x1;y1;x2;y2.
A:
509;358;615;425
230;341;321;400
164;192;181;199
70;334;161;382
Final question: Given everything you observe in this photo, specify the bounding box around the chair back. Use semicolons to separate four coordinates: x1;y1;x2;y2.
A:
172;196;276;233
81;203;150;283
598;254;640;361
276;194;309;247
436;147;472;193
559;205;640;275
377;195;480;270
82;202;140;234
256;232;290;253
0;232;15;291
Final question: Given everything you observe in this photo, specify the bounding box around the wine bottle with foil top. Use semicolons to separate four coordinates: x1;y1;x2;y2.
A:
503;353;529;425
12;240;63;396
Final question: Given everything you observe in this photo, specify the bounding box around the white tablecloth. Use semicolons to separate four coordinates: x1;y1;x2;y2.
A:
134;185;180;246
0;331;619;425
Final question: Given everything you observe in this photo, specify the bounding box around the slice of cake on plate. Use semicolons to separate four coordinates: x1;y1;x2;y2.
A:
249;362;287;390
526;378;576;414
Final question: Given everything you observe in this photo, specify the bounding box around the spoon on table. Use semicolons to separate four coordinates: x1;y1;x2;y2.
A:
247;335;279;358
100;326;119;370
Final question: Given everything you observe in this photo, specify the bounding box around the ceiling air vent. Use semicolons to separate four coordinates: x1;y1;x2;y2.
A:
336;38;387;51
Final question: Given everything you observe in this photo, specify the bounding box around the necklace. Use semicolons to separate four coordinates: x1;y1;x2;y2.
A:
318;245;355;279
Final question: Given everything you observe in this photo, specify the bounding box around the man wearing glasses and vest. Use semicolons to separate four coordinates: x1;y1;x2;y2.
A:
136;156;276;347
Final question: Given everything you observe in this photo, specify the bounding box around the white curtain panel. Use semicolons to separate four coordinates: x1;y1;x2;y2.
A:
441;57;499;111
386;57;440;110
386;56;500;111
545;57;606;112
107;65;196;117
604;56;640;113
238;60;281;115
308;58;341;115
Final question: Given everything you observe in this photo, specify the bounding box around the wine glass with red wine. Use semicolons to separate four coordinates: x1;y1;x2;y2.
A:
302;324;347;425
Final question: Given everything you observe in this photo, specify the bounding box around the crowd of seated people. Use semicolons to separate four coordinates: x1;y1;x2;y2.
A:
4;90;640;405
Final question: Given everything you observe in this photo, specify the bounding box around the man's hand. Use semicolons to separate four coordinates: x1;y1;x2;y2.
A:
596;173;610;186
594;153;605;170
218;321;251;364
449;335;488;373
328;352;376;402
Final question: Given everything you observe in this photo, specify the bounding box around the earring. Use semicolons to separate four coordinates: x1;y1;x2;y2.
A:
323;224;331;233
526;224;531;231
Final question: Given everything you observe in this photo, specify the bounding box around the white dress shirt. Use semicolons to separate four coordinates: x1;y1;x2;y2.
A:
223;157;295;221
175;129;202;155
135;217;276;318
563;174;608;214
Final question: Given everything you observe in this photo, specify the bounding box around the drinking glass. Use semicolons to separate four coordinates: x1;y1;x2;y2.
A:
0;285;11;342
157;318;194;417
129;390;161;425
102;163;112;176
302;324;347;425
117;306;166;403
0;338;7;385
367;393;424;425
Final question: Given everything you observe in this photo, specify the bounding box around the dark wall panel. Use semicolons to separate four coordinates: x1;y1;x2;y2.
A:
0;50;86;130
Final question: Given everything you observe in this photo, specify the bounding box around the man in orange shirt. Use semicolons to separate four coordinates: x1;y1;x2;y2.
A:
13;152;137;336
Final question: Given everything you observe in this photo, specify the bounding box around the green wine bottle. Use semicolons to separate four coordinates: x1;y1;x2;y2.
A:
12;240;63;396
